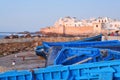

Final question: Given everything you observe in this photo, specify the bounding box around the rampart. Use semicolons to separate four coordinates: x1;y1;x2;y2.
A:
40;26;94;35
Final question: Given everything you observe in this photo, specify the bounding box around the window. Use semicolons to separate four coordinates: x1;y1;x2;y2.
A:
105;20;106;22
96;25;98;27
102;20;103;23
99;20;100;23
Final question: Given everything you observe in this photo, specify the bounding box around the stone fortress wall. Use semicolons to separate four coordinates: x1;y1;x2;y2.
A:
40;16;120;35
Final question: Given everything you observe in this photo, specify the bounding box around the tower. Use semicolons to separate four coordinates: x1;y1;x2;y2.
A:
93;23;102;33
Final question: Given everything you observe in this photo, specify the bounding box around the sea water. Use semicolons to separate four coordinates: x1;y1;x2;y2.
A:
0;32;42;39
0;32;16;39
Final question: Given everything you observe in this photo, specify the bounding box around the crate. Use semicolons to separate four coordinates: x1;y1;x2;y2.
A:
0;70;32;80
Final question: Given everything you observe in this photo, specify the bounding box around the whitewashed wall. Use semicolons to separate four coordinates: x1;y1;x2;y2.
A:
102;36;120;41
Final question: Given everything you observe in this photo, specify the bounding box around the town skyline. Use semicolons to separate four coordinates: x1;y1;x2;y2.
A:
40;16;120;36
0;0;120;32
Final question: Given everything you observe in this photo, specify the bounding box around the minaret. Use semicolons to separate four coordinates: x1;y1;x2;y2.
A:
63;25;65;36
63;20;66;36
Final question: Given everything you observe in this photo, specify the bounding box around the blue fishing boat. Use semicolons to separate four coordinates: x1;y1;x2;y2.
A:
33;60;120;80
43;34;103;48
55;47;120;65
1;60;120;80
35;34;102;59
36;40;120;62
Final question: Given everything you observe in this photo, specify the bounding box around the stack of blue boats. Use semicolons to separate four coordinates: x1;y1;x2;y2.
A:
1;34;120;80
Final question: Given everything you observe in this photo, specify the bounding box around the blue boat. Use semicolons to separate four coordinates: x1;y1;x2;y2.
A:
33;60;120;80
43;34;103;48
1;60;120;80
55;47;120;65
43;40;120;49
35;34;102;59
37;40;120;62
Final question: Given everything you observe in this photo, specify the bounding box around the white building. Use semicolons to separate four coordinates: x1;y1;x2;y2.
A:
54;16;85;27
54;16;120;31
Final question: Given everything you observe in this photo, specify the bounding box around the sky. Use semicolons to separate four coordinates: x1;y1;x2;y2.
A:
0;0;120;32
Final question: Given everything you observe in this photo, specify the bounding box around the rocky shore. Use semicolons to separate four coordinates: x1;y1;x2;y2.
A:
0;36;83;57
